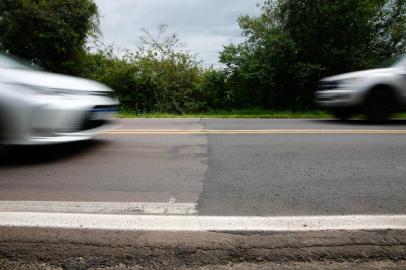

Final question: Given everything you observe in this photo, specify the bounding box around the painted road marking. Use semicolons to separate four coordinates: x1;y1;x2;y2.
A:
106;129;406;135
0;213;405;232
0;201;197;215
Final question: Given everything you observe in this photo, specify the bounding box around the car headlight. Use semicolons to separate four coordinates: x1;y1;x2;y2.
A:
26;85;62;96
5;82;113;99
10;83;77;99
337;77;362;87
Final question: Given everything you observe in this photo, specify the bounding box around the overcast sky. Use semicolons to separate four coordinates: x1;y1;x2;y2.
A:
94;0;261;66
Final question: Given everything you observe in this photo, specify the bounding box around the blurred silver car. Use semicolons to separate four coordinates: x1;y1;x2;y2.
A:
0;54;118;145
316;56;406;120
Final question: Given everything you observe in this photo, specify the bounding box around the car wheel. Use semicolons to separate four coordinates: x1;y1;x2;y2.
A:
0;112;3;143
0;118;7;158
364;89;394;122
331;109;352;121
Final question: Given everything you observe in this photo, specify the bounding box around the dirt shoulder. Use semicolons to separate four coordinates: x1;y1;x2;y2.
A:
1;260;406;270
0;227;405;269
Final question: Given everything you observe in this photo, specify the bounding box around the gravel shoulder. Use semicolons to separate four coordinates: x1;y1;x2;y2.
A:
0;227;405;269
1;259;406;270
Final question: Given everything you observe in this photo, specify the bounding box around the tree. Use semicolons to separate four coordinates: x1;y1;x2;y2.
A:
276;0;406;72
0;0;99;74
220;0;406;110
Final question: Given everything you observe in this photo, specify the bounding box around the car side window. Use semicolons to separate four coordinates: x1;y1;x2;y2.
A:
0;54;30;69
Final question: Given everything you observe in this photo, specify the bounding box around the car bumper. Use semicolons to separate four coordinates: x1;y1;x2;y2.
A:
15;122;118;145
315;89;361;108
2;95;119;145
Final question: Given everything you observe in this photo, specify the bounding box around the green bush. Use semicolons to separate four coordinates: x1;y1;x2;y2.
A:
82;28;209;113
198;69;231;110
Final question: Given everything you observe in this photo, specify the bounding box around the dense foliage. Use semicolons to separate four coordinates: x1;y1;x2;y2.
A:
82;27;216;113
0;0;99;74
1;0;405;112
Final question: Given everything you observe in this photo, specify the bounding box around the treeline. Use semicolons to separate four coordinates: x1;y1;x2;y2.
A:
1;0;405;113
80;27;229;113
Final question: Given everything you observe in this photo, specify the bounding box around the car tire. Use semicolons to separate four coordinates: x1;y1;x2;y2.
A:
0;110;3;143
364;89;395;122
331;109;352;121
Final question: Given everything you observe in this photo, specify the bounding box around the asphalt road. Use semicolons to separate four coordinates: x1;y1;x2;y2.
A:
1;118;406;216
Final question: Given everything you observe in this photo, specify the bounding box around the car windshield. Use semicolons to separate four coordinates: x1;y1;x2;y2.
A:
0;54;32;69
375;55;406;68
393;55;406;68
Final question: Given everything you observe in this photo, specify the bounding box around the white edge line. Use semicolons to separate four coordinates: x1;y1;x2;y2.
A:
1;213;406;232
0;201;197;215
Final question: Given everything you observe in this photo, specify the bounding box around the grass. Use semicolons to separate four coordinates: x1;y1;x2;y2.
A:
119;108;406;119
119;109;333;119
393;113;406;119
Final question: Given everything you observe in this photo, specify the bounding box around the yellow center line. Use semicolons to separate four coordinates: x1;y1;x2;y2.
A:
105;129;406;135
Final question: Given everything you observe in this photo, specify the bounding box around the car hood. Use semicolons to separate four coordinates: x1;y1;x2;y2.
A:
0;68;112;92
322;67;401;82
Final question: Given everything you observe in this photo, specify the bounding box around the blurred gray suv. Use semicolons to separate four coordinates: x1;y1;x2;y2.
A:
316;56;406;120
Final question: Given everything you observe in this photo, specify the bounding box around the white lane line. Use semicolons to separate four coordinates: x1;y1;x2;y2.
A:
0;201;197;215
0;213;405;232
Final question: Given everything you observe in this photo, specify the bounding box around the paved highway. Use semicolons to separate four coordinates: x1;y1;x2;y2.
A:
1;118;406;269
0;118;405;217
